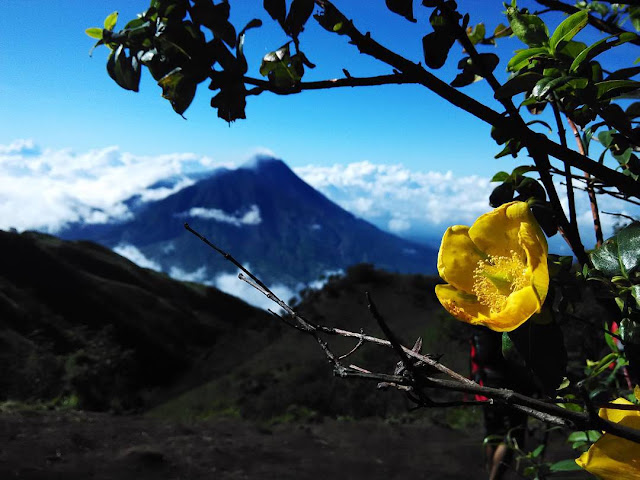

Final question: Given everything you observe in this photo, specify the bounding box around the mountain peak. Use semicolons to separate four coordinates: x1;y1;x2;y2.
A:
240;155;286;171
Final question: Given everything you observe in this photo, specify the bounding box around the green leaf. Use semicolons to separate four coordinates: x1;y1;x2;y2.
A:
550;11;588;53
549;459;583;472
616;222;640;274
491;171;510;182
595;80;640;100
570;34;636;72
590;237;622;277
512;165;536;177
493;23;511;39
567;431;602;443
506;7;549;47
385;0;416;22
104;11;118;31
85;27;103;39
605;322;620;352
467;23;486;45
532;76;574;100
495;72;543;99
531;444;545;458
507;47;548;72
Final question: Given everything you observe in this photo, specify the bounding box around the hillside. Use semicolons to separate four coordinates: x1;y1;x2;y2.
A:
152;263;471;422
0;229;277;410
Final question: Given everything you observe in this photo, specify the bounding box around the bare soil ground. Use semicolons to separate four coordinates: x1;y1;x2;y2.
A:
0;411;489;480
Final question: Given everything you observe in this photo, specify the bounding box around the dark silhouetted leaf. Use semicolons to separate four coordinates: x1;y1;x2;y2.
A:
530;202;557;237
158;67;196;115
385;0;416;22
422;31;455;69
506;319;567;394
285;0;314;37
211;82;247;122
107;45;141;92
264;0;286;26
489;182;514;207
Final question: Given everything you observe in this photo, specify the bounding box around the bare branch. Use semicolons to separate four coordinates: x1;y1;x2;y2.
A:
244;73;417;96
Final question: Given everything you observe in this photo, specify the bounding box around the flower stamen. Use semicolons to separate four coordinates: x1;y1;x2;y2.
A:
472;250;528;313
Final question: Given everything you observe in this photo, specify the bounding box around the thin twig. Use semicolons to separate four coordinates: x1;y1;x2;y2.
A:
551;97;578;232
184;224;640;443
567;118;604;246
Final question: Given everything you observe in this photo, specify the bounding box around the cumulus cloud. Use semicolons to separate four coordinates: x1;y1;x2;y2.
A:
113;244;162;271
180;205;262;226
0;139;228;233
295;161;640;249
295;161;494;241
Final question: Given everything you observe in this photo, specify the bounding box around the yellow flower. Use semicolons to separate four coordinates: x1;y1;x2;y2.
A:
435;201;548;332
576;398;640;479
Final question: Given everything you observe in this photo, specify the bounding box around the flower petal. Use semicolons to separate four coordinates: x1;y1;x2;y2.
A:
469;202;533;258
576;419;640;479
600;398;640;424
437;225;484;294
479;286;542;332
435;284;488;324
519;220;549;303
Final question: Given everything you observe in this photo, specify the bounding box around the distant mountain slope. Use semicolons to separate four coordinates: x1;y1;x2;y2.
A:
0;230;276;410
61;157;437;287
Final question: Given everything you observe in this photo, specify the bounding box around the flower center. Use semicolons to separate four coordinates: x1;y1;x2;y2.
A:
472;250;528;313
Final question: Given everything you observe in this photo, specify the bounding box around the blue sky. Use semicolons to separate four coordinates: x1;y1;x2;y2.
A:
0;1;637;251
0;0;566;175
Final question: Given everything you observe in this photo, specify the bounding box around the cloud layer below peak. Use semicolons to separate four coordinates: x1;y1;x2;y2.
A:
0;140;230;233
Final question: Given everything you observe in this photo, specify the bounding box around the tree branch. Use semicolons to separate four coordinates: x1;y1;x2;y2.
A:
243;73;417;96
311;0;640;202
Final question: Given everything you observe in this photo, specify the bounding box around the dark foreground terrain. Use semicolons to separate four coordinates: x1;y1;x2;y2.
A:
1;411;487;480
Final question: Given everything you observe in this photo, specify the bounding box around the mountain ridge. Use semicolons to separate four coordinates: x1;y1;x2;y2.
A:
60;156;437;288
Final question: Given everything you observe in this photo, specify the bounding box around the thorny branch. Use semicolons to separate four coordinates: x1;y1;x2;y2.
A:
184;224;640;446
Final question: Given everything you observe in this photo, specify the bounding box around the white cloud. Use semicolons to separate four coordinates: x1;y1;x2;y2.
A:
0;140;228;233
213;270;296;310
166;263;298;310
180;204;262;226
295;161;640;249
295;161;493;239
113;244;162;271
169;265;209;283
388;217;411;233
